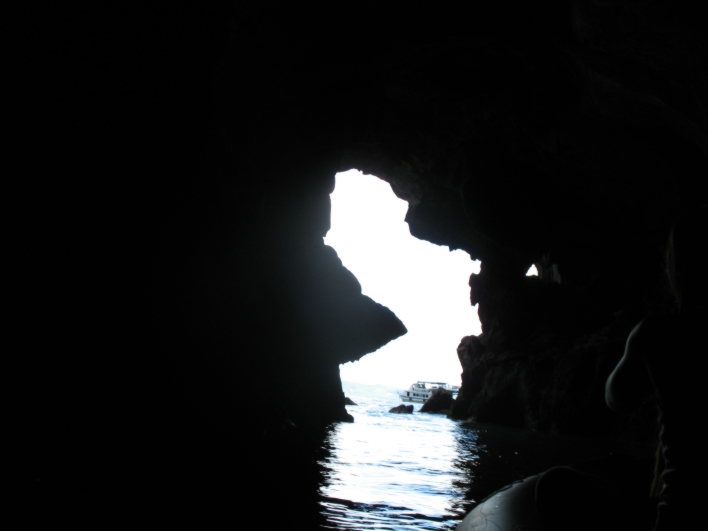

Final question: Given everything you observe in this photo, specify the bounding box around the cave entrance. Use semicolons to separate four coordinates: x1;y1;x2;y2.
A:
325;169;481;390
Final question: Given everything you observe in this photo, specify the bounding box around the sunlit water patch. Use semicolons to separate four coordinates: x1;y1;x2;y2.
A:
318;395;477;530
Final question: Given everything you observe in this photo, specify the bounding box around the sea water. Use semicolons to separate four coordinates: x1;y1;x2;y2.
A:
318;394;471;529
317;392;646;530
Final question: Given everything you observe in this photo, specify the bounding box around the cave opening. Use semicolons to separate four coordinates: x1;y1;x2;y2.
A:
324;169;481;390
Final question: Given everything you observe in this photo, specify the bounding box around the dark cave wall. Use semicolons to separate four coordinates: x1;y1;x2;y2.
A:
452;270;658;443
13;2;411;518
332;1;708;439
12;0;707;522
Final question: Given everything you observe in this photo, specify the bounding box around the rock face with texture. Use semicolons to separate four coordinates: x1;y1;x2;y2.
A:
389;404;414;414
451;269;658;442
420;388;455;414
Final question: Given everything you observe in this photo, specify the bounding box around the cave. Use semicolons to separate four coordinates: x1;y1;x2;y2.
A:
12;1;707;527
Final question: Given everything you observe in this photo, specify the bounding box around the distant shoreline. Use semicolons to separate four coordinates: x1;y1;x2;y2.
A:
341;380;401;399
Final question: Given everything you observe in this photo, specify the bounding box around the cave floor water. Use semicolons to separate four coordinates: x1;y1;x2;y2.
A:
317;395;649;530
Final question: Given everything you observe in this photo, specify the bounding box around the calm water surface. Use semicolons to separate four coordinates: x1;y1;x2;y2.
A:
317;394;646;530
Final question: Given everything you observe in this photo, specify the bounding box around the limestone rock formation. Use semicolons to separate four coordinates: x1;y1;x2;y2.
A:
420;388;455;414
344;397;357;406
389;404;414;414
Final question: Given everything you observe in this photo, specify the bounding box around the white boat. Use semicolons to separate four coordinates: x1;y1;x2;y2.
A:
397;381;460;403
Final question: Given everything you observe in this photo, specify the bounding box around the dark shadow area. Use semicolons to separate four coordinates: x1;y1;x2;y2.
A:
452;421;652;515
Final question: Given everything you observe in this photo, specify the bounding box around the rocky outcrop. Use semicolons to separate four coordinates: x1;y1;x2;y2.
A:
450;259;659;443
389;404;414;414
420;388;455;414
276;242;407;425
344;397;357;406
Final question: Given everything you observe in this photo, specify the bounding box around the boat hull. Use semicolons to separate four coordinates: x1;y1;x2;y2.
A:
455;474;543;531
398;394;427;403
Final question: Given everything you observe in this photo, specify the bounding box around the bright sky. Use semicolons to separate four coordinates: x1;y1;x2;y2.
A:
325;169;482;390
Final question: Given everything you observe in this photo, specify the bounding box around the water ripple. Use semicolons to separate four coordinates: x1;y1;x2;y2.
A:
318;396;470;530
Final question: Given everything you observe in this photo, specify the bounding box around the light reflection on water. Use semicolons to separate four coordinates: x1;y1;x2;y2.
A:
318;395;477;530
